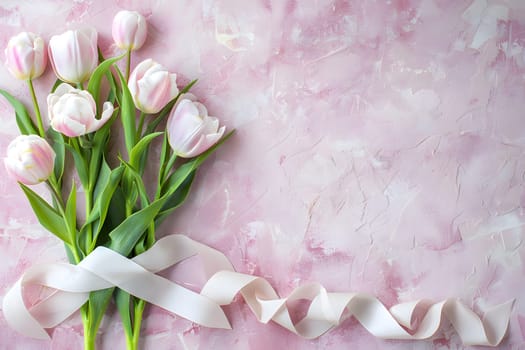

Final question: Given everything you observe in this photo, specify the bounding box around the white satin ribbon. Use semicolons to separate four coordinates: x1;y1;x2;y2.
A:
2;234;513;346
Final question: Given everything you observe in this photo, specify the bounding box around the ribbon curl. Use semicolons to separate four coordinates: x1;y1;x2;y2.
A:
2;234;513;346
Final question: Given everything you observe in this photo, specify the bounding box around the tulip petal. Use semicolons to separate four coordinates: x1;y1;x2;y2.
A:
169;73;178;98
128;59;178;113
48;84;112;137
5;158;30;185
4;32;47;80
128;59;154;100
194;101;208;117
184;127;225;158
86;102;113;133
112;10;147;50
167;99;225;158
54;82;75;96
167;99;204;146
137;71;171;113
49;28;97;83
201;116;220;134
51;114;87;137
4;135;55;185
130;58;153;80
100;101;115;121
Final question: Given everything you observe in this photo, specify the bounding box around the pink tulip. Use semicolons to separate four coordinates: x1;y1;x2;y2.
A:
112;10;147;51
128;59;178;113
4;32;47;80
48;28;98;83
4;135;55;185
166;99;225;158
47;83;113;137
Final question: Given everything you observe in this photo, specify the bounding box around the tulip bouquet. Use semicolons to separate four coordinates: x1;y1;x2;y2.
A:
3;10;230;350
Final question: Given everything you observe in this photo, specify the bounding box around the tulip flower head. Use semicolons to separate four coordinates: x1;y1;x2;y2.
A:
4;32;47;80
112;10;147;51
48;28;98;84
128;59;178;114
167;99;225;158
48;83;114;137
4;135;55;185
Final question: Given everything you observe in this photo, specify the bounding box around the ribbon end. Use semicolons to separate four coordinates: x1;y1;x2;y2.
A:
482;299;515;346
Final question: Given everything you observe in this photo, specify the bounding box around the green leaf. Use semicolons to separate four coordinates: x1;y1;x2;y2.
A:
87;152;101;193
90;186;127;249
0;89;37;135
105;186;127;233
65;181;77;235
97;47;106;61
120;167;138;211
87;54;124;109
180;79;198;94
47;128;65;183
88;112;117;190
114;290;133;338
63;242;77;264
106;69;119;105
108;197;167;256
156;79;198;121
129;131;163;171
162;130;235;196
156;171;195;225
145;114;164;135
96;48;121;105
157;132;171;185
119;157;150;208
164;153;178;178
93;112;116;146
50;79;62;93
115;67;136;155
85;165;125;240
79;136;94;149
95;166;124;232
134;236;147;255
92;158;111;202
65;143;89;189
19;183;71;244
87;289;114;344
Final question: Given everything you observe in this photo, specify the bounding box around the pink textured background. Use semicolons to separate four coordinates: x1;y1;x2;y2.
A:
1;0;525;349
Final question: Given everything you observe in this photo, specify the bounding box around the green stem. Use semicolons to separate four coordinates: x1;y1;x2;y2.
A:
145;223;155;251
84;145;94;253
125;199;133;217
82;304;96;350
131;299;146;350
125;332;134;350
46;179;83;256
122;197;144;350
156;151;177;199
47;179;64;210
125;49;131;82
50;186;95;350
164;153;177;180
85;185;93;253
47;168;85;264
70;243;82;264
136;111;146;140
27;79;45;137
69;137;93;253
76;82;83;90
70;137;82;155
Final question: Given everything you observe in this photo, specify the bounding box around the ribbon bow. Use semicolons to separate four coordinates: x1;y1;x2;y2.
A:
2;234;514;346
